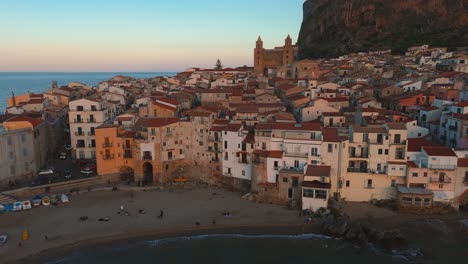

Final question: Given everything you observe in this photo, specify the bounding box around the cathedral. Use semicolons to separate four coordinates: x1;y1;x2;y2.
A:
254;35;299;75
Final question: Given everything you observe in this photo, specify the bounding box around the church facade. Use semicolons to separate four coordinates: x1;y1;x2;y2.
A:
254;35;299;75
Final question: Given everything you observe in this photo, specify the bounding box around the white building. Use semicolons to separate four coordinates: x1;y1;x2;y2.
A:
69;98;110;159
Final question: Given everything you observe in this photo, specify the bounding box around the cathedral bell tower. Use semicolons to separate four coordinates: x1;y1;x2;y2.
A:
254;36;264;75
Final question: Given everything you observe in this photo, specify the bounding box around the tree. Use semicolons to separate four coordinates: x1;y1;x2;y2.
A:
215;59;223;70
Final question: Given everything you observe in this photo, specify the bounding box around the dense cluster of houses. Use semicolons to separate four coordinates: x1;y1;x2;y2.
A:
1;43;468;213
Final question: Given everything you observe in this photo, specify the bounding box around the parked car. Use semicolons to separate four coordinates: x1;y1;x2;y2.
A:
59;152;67;160
64;170;72;179
80;167;93;175
87;163;97;171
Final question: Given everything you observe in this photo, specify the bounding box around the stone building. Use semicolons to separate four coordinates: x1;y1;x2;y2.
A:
254;35;298;76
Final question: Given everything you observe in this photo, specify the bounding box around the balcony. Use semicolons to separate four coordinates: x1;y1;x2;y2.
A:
102;154;114;160
75;131;85;136
365;184;375;189
391;140;407;145
143;155;152;160
238;158;249;164
74;119;83;123
284;152;308;158
394;155;405;160
88;132;95;136
349;153;369;158
429;177;451;183
102;143;113;148
347;168;370;173
76;144;86;149
368;139;384;144
207;136;220;142
207;147;222;153
88;144;96;148
87;118;97;123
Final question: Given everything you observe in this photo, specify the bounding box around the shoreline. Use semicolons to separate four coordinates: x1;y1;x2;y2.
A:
16;224;322;264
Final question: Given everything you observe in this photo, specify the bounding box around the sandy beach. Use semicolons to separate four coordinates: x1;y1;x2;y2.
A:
0;187;315;264
1;186;468;264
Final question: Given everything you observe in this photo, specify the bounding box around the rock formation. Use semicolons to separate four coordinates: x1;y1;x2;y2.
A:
298;0;468;58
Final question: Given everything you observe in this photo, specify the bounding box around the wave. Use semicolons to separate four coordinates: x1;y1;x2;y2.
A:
147;233;331;247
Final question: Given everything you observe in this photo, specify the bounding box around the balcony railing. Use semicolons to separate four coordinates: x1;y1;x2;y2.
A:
75;131;85;136
392;140;407;145
88;132;95;136
365;184;375;189
88;144;96;148
87;118;96;123
102;143;113;148
349;153;369;158
74;119;83;123
429;177;451;183
347;168;370;173
143;155;152;160
102;154;114;160
394;155;405;160
76;144;86;148
238;158;249;164
368;139;384;144
284;152;308;158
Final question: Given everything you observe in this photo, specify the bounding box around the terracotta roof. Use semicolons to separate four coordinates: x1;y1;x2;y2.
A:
256;122;321;131
422;146;457;157
407;161;418;168
223;124;242;132
323;96;348;102
242;133;255;144
303;180;331;189
137;117;179;128
322;127;347;142
213;119;230;125
116;116;134;121
27;98;44;104
457;158;468;167
5;115;42;128
157;97;179;106
352;124;387;133
407;137;442;152
305;165;331;177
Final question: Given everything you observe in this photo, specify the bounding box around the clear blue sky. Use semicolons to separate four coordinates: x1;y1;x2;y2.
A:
0;0;303;72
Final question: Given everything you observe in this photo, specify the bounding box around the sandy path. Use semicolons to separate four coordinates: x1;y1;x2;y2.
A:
0;188;307;264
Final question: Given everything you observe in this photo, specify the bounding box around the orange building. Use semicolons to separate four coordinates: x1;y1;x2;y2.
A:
254;35;298;75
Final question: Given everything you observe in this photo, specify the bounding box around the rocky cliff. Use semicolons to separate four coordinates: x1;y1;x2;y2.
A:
298;0;468;58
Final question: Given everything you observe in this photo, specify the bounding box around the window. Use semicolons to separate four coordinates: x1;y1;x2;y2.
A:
303;188;314;198
151;128;156;136
179;149;183;155
77;105;83;111
292;177;299;187
91;105;97;111
199;141;203;146
315;190;327;199
311;148;318;156
328;144;333;153
224;152;228;160
363;133;368;142
242;170;245;176
283;177;288;183
273;161;278;169
412;172;418;177
378;149;383;155
367;179;373;188
391;179;396;187
346;180;350;187
166;127;171;134
294;160;299;168
9;151;14;160
384;149;388;155
438;184;443;189
394;134;401;144
165;164;169;170
424;172;428;177
224;141;228;149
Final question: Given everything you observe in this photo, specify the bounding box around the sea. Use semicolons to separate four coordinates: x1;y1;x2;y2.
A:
0;72;177;113
42;234;423;264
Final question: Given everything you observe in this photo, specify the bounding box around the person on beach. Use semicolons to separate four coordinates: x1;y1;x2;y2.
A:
159;209;164;218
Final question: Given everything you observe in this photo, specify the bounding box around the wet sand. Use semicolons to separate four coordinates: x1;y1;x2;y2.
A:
0;188;313;264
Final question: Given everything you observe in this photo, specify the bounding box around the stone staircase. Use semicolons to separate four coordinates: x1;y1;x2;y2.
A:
0;193;17;205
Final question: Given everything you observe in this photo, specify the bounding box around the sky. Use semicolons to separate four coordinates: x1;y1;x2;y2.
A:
0;0;304;72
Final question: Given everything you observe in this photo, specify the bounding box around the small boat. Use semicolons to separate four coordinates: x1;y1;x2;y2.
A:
22;200;32;210
13;201;23;211
42;196;50;206
0;204;5;213
32;195;42;207
0;235;7;245
50;195;58;205
60;194;69;203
